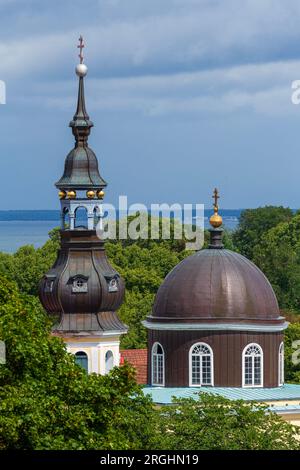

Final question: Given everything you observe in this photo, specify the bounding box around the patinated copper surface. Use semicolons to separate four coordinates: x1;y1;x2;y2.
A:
39;230;126;334
55;75;106;190
149;249;284;325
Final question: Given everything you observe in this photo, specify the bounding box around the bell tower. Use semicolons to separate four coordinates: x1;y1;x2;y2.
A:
39;37;127;374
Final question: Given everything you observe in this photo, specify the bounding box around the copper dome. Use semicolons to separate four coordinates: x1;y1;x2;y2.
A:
149;249;284;326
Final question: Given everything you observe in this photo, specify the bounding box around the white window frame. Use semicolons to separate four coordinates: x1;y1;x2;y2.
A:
74;350;89;373
151;342;165;386
105;350;114;374
278;342;284;386
242;343;263;388
189;342;214;387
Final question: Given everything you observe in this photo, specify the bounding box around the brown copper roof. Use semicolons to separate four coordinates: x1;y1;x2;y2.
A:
55;74;107;190
56;146;106;190
54;311;127;335
39;230;126;333
149;249;283;325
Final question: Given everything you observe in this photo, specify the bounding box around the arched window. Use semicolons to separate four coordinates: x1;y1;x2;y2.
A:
152;343;165;386
75;206;88;229
75;351;88;372
279;342;284;386
93;206;101;229
242;343;263;387
189;343;213;387
105;350;114;374
62;207;70;229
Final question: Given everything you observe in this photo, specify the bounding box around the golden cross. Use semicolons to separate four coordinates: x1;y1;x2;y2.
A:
213;188;219;210
77;35;84;64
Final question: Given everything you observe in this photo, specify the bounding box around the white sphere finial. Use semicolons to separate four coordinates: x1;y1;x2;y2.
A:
76;36;87;76
76;63;88;77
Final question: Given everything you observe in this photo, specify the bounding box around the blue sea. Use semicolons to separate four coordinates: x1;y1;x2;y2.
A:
0;209;242;253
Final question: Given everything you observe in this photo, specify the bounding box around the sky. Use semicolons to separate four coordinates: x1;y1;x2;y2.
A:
1;0;300;209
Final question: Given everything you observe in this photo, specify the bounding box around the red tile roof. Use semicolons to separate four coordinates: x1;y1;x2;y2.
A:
120;349;148;384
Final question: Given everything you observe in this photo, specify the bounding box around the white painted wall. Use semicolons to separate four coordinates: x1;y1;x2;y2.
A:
65;336;121;375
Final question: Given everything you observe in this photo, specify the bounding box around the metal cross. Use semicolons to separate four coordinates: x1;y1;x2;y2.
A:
77;35;84;64
213;188;219;208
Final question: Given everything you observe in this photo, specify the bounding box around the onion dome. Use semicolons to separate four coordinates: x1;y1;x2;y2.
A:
55;37;106;191
39;225;126;335
146;189;286;330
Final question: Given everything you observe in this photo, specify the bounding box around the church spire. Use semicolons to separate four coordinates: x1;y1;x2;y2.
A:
56;37;106;193
69;36;93;147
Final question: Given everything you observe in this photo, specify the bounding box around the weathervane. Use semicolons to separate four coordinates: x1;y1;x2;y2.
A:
212;188;219;212
209;188;223;229
75;36;87;78
77;35;85;64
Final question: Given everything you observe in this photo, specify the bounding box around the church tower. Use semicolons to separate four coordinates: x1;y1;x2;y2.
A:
39;37;127;374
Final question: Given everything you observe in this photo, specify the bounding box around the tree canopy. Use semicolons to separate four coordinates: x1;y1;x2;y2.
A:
0;276;154;450
232;206;293;260
0;214;300;449
152;393;300;450
252;214;300;311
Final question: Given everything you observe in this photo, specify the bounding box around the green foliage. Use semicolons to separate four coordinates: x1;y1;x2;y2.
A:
152;393;300;450
252;214;300;310
0;276;298;450
0;219;194;349
0;228;60;296
107;214;193;253
0;276;154;450
233;206;293;259
284;322;300;383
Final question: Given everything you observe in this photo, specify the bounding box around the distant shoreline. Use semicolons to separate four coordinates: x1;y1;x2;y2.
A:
0;209;244;222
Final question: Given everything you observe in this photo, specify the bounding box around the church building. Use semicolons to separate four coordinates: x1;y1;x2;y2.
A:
39;39;300;426
144;191;287;389
142;196;300;425
39;38;127;375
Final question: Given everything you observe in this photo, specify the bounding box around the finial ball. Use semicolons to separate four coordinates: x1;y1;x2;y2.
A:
209;213;223;228
76;63;88;77
209;187;223;228
97;189;105;200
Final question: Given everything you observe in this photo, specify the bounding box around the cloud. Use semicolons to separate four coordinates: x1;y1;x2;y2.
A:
2;0;300;209
2;0;300;82
14;59;300;118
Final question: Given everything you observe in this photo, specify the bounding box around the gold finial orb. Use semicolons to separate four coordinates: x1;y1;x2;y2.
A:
58;190;66;199
97;189;105;200
86;190;95;199
209;212;223;228
67;190;76;199
209;188;223;228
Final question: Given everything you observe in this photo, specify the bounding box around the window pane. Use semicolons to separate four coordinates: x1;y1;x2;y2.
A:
279;344;284;385
244;356;252;385
192;356;201;385
152;345;164;385
75;352;88;372
243;345;262;386
105;350;114;374
191;344;212;386
254;356;261;385
201;356;211;384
